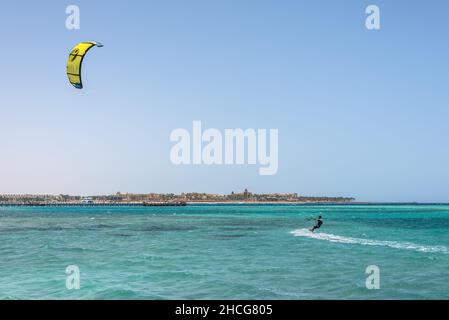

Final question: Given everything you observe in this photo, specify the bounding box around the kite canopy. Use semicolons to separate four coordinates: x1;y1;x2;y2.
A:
66;42;103;89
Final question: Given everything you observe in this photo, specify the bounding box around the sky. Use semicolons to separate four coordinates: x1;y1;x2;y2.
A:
0;0;448;202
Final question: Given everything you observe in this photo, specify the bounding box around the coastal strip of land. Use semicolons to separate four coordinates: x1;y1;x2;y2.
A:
0;189;355;207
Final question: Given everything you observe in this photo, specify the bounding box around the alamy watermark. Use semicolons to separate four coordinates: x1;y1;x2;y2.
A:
365;5;381;30
365;265;380;289
170;121;278;175
66;265;80;290
66;5;80;30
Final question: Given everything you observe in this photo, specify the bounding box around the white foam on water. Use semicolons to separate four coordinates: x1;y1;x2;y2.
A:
291;228;449;254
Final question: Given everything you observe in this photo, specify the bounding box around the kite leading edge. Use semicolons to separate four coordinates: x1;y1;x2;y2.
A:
66;42;103;89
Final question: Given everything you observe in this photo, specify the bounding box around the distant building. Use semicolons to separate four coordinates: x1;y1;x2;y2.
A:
81;197;94;204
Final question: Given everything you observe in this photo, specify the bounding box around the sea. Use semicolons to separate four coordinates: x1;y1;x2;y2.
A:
1;204;449;299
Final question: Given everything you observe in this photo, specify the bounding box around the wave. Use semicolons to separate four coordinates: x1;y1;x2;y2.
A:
290;228;449;254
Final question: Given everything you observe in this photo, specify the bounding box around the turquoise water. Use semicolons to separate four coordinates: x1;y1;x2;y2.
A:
1;204;449;299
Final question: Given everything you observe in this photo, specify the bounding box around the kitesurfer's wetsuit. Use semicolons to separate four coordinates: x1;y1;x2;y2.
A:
310;218;323;232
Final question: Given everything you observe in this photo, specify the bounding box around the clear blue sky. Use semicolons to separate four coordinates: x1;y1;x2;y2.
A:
1;1;448;202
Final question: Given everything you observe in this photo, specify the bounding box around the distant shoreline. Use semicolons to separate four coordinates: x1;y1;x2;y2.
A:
188;201;449;205
0;201;447;207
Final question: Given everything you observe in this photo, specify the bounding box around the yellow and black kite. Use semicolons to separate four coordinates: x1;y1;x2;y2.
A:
66;42;103;89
